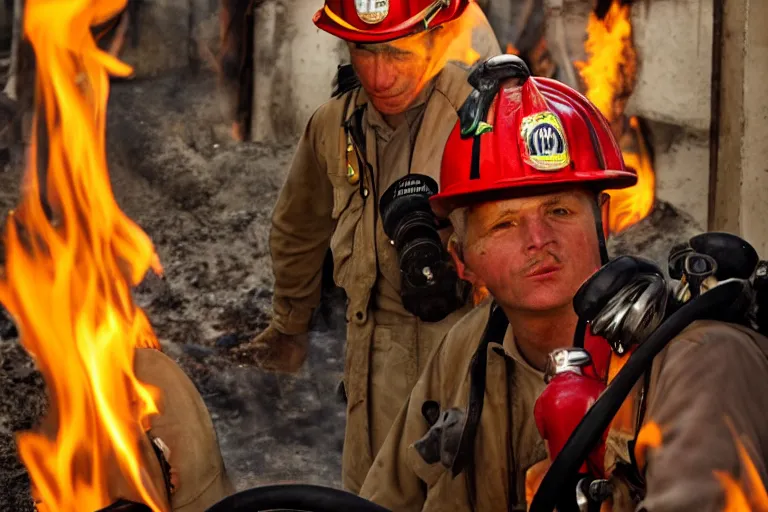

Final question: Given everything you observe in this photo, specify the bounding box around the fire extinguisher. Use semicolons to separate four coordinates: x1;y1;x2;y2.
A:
532;330;614;512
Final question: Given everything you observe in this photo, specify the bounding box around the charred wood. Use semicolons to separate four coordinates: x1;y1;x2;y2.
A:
217;0;257;140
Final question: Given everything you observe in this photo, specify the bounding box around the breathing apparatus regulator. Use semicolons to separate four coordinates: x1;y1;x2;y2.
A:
530;231;768;512
379;174;469;323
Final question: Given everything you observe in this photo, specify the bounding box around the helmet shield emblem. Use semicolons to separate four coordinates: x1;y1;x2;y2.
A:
519;111;571;171
355;0;390;24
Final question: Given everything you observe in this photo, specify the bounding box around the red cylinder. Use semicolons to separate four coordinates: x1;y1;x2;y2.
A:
534;370;608;477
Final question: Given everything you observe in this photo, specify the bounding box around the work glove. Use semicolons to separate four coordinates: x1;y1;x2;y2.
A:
233;324;309;374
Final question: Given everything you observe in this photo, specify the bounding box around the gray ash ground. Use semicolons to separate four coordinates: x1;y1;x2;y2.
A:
0;68;700;510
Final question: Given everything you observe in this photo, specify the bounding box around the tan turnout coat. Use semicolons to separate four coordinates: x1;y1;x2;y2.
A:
267;28;501;490
360;301;768;512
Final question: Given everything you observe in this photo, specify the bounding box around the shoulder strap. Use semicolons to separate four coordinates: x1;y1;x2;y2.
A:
453;302;508;476
341;92;371;200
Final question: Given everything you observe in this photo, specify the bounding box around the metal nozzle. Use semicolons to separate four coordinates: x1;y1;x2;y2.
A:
544;347;592;383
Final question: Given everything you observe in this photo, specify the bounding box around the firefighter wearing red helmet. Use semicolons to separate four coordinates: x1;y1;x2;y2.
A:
360;55;768;511
234;0;502;492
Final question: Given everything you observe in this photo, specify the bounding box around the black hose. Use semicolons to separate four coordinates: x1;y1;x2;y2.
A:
204;484;392;512
529;280;747;512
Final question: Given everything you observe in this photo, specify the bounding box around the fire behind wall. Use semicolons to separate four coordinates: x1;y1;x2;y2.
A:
544;0;712;233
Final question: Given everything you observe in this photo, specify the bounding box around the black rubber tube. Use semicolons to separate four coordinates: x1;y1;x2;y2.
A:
204;484;392;512
529;280;746;512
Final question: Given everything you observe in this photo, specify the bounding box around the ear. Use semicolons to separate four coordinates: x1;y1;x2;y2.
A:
599;192;611;239
448;234;487;290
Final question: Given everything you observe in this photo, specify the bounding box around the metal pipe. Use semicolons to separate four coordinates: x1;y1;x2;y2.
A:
707;0;724;230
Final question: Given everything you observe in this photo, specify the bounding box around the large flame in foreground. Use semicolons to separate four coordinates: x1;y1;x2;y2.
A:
0;0;168;510
575;0;655;235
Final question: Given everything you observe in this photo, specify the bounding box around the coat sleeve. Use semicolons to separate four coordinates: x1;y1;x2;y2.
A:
269;109;336;335
359;339;448;511
637;323;768;512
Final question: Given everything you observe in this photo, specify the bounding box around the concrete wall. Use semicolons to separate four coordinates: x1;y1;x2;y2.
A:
711;0;768;255
250;0;347;143
625;0;714;231
626;0;713;132
549;0;713;230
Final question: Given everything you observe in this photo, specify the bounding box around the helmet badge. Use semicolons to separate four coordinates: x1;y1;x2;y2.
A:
355;0;389;24
519;111;571;171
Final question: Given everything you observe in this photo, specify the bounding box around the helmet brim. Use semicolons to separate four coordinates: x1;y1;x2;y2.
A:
430;170;639;218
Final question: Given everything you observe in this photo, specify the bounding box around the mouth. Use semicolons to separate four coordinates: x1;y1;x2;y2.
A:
525;265;562;279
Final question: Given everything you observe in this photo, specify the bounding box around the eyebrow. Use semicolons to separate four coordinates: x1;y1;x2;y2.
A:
541;195;567;208
353;43;412;55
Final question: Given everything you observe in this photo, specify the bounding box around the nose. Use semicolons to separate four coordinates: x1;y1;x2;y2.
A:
522;215;556;254
369;55;398;92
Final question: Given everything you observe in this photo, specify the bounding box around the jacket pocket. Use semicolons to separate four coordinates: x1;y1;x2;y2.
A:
328;168;365;292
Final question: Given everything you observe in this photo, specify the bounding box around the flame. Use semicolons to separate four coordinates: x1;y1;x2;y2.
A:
0;0;169;510
606;117;655;234
635;419;768;511
633;420;663;472
390;1;484;92
715;419;768;512
472;285;490;306
575;1;655;234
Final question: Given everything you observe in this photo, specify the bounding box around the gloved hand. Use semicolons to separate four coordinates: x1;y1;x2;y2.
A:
234;324;309;374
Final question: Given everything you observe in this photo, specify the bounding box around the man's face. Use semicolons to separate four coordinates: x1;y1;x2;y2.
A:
458;189;602;314
348;39;431;115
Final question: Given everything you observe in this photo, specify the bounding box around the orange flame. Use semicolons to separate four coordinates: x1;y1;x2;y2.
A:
605;117;655;234
633;420;663;473
575;1;655;234
715;419;768;512
389;2;485;92
0;0;169;510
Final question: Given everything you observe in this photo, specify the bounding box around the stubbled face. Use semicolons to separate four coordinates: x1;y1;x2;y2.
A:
457;190;602;314
348;41;431;115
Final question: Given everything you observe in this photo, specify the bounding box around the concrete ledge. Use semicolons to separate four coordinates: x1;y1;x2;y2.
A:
625;0;713;132
646;121;709;230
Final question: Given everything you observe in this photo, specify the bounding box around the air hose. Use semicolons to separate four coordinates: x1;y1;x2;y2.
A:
529;279;748;512
204;484;392;512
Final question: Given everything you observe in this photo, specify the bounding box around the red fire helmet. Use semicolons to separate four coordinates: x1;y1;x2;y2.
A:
430;56;638;218
313;0;470;43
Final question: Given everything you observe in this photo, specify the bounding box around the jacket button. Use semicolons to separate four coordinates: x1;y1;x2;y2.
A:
362;188;369;198
355;311;364;320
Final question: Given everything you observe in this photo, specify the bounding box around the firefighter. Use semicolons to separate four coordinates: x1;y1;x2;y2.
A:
233;0;502;493
359;54;768;511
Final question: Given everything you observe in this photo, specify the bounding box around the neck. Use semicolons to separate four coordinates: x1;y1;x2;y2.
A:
383;112;407;128
503;305;578;371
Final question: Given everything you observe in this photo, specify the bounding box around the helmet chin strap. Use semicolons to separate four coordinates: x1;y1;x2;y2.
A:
593;194;610;266
569;196;609;350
